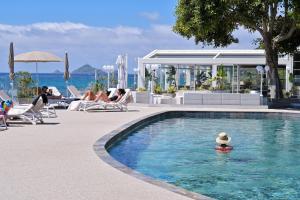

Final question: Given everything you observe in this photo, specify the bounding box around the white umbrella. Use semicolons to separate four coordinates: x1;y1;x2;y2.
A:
14;51;62;94
116;55;127;89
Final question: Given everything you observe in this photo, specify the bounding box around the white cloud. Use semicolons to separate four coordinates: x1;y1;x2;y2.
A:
0;22;260;73
140;12;160;21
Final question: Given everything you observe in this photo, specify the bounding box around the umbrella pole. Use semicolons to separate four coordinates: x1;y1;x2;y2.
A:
65;80;68;98
36;62;39;95
10;81;14;100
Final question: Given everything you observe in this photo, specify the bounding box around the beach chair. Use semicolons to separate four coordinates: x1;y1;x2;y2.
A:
0;115;7;130
67;85;82;99
46;86;69;110
72;88;117;111
1;89;57;118
84;89;133;112
0;90;11;101
7;96;45;125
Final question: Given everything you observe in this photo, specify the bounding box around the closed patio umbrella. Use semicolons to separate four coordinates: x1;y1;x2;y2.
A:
14;51;62;94
8;42;15;81
116;55;126;89
8;42;15;99
64;52;70;97
64;52;70;81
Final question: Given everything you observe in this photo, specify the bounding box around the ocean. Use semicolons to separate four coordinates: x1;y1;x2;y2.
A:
0;73;136;97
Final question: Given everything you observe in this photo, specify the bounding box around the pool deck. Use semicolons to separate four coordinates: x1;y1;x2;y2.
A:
1;105;300;200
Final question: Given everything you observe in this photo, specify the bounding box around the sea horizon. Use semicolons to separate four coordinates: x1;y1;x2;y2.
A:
0;72;136;97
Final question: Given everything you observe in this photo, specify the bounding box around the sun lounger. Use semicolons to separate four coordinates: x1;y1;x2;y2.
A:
67;85;82;99
0;90;11;101
0;90;57;118
84;89;133;112
67;88;118;111
7;96;45;125
47;86;70;110
0;115;7;130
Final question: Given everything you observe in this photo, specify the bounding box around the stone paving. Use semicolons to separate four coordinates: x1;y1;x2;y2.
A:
1;105;299;200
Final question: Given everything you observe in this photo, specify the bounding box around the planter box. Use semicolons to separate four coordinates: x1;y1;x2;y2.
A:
183;93;203;105
241;94;261;105
131;91;150;104
17;97;33;104
203;94;222;105
221;93;241;105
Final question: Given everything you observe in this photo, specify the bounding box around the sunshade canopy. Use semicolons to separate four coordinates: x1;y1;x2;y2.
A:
14;51;62;62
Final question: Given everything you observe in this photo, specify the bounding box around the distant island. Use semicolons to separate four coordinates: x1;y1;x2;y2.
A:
53;69;62;74
72;64;117;76
72;64;96;74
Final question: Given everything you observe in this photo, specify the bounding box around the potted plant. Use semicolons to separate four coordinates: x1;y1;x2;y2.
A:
16;71;35;104
167;85;176;97
154;85;162;94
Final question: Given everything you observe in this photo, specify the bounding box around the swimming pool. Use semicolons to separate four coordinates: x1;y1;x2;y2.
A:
106;112;300;200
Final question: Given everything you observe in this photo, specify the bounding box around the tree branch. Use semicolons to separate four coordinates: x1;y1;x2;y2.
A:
274;24;296;44
278;0;290;37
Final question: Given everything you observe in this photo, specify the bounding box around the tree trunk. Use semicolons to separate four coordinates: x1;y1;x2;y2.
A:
264;39;283;99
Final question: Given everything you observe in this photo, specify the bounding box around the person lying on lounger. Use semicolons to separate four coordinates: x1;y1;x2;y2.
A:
82;88;125;102
46;89;62;99
32;86;48;105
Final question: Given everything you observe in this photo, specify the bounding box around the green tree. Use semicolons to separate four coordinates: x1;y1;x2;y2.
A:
174;0;300;99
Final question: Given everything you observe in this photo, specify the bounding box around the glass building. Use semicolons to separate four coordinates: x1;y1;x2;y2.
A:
137;50;294;94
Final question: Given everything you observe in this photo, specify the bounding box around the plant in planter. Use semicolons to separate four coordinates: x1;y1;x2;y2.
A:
154;85;162;94
199;78;212;90
15;71;35;99
215;65;227;90
91;80;105;94
195;70;212;88
166;65;176;87
137;87;147;92
167;85;176;97
243;88;251;94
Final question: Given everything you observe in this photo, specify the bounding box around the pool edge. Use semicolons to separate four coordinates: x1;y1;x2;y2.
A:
93;110;212;200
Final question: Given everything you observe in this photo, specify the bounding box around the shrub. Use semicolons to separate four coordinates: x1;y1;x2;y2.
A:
167;85;176;94
154;85;162;94
137;87;147;92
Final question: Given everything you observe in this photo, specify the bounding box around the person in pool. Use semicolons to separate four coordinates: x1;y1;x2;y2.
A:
215;132;233;153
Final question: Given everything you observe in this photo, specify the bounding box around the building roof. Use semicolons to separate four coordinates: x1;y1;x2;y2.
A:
141;49;290;66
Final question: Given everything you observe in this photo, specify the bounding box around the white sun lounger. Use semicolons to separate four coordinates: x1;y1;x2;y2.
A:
7;96;45;125
7;97;44;124
0;89;57;118
68;88;118;111
67;85;82;99
0;90;11;102
0;115;7;130
84;89;133;112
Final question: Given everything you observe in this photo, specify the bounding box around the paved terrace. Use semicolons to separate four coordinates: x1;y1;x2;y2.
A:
1;105;299;200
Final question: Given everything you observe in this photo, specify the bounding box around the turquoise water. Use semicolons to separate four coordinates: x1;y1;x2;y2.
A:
0;73;135;96
109;116;300;200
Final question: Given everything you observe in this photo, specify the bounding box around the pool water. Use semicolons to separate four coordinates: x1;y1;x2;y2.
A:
108;116;300;200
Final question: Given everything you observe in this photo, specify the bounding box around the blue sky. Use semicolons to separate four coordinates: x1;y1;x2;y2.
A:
0;0;259;73
0;0;177;27
0;0;176;27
